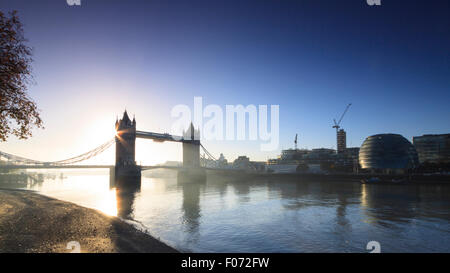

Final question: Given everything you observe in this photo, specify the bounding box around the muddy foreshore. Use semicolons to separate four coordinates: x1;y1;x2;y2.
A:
0;189;178;253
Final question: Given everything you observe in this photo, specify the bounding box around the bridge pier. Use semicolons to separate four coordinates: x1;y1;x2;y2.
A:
182;141;200;168
109;167;115;189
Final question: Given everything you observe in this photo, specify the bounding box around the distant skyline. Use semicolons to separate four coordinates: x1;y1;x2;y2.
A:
0;0;449;164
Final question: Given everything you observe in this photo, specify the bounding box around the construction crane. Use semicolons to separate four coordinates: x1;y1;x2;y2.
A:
333;103;352;153
332;103;352;134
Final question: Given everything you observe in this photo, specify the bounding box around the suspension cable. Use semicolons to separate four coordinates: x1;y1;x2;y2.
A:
200;144;217;161
0;138;115;166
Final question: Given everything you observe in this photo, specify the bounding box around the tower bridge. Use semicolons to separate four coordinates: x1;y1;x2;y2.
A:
0;110;211;182
114;110;203;180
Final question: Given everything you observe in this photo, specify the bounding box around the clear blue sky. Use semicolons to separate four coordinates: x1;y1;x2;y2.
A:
0;0;449;164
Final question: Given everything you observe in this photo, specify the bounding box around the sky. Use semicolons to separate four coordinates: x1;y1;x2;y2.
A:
0;0;449;165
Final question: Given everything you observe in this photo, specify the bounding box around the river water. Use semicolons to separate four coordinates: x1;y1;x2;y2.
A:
2;170;450;253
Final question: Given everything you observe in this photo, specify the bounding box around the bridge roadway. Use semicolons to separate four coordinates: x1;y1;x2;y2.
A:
135;131;199;143
136;131;181;142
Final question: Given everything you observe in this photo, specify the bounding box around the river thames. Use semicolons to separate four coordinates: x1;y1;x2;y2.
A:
2;170;449;253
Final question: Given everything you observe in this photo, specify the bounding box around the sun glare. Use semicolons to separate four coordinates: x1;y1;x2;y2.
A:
74;116;117;165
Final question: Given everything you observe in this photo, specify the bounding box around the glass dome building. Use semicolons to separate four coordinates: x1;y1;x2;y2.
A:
359;134;419;173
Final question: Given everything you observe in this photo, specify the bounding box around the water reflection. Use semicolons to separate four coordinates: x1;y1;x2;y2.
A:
113;177;141;219
0;172;45;190
97;189;118;216
360;184;429;228
336;194;350;230
177;177;206;243
1;170;449;252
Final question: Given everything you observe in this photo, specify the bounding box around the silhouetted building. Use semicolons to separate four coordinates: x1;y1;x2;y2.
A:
267;148;338;173
336;147;360;172
217;153;228;167
337;129;347;154
250;161;267;172
359;134;419;174
233;156;250;169
413;134;450;164
279;149;309;161
344;147;360;161
305;148;336;164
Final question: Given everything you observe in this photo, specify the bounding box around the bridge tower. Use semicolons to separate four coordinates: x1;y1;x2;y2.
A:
115;110;140;180
182;123;201;168
178;123;205;182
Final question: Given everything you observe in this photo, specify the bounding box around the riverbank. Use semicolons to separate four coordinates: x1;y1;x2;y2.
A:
0;189;178;253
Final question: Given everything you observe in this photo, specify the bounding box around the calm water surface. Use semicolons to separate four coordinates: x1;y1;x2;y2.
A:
2;170;450;252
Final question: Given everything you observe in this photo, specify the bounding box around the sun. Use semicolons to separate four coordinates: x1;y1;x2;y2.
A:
75;116;117;165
